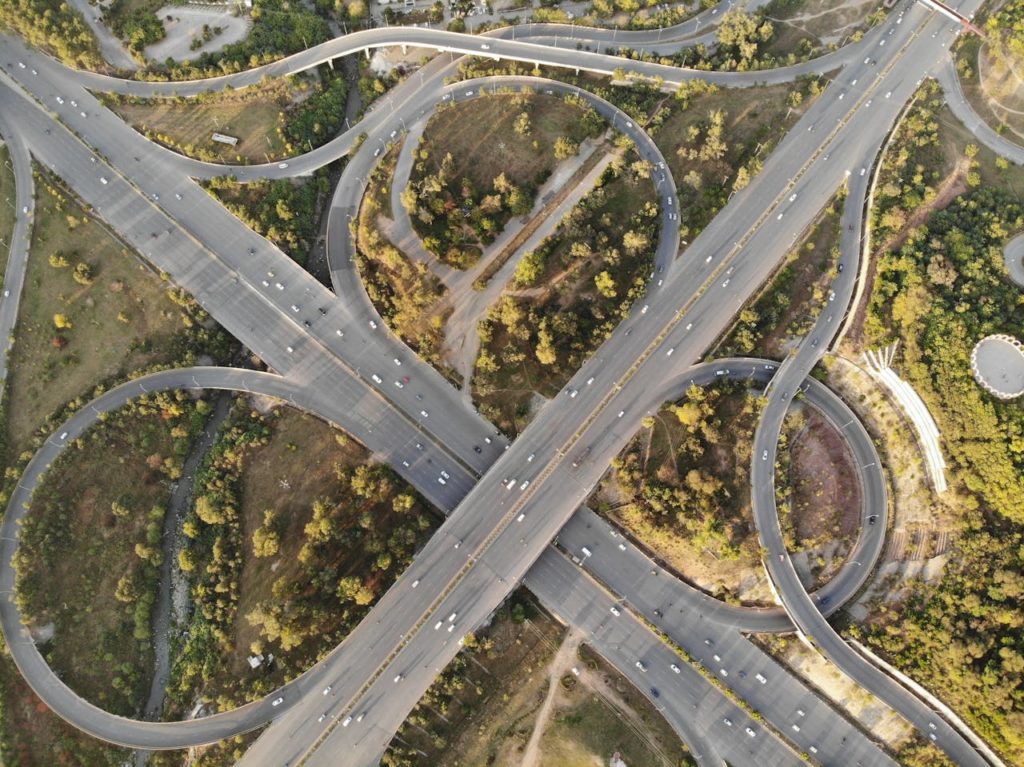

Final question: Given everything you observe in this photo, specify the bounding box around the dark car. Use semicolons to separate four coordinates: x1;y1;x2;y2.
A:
650;687;660;698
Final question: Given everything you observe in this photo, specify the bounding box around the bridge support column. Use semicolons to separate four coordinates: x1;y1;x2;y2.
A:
365;47;372;60
327;57;335;70
401;44;408;54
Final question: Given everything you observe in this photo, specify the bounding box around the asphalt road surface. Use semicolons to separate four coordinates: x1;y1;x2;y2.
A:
0;1;999;765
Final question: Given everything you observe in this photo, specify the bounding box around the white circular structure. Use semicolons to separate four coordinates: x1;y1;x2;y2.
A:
971;334;1024;400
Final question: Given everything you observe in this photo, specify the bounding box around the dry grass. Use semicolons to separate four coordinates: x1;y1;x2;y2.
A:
417;92;592;192
6;171;188;453
229;406;368;682
109;83;294;164
0;143;14;277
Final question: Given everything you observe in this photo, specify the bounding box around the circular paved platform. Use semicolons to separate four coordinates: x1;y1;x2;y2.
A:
1005;234;1024;288
971;334;1024;400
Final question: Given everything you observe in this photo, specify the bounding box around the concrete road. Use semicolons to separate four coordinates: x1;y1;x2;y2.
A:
0;115;32;390
936;55;1024;165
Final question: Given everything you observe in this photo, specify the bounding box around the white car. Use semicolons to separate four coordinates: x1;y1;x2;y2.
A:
610;606;621;616
480;43;491;50
670;664;681;674
99;177;108;185
278;162;289;169
745;727;756;738
635;660;647;672
762;450;769;461
640;304;649;315
272;697;284;707
322;686;332;695
420;409;429;418
371;374;382;384
342;716;353;727
569;389;578;398
369;319;378;329
519;480;529;490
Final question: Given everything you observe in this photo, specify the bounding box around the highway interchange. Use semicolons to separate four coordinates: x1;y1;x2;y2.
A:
0;0;1010;765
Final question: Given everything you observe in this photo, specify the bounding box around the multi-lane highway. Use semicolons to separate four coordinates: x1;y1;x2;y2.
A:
0;0;1005;765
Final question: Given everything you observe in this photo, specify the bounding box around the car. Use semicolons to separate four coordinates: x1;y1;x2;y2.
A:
99;177;108;185
828;290;836;302
610;606;621;616
275;282;285;290
650;687;660;698
420;409;429;418
719;668;728;677
667;196;673;206
318;713;326;722
929;733;937;742
454;539;461;548
393;358;402;366
617;410;625;418
2;290;8;298
506;478;517;489
473;445;482;453
713;653;722;662
342;716;353;727
670;663;681;674
569;389;578;398
291;304;300;313
272;697;285;706
928;722;937;730
666;347;674;356
322;686;333;697
437;476;446;485
394;674;403;683
762;450;769;461
401;460;410;468
685;322;693;330
519;480;529;490
809;745;818;754
791;723;801;732
527;453;535;462
371;374;382;383
640;304;649;315
745;727;756;738
517;513;526;522
715;370;726;377
356;712;365;722
286;345;294;353
811;338;819;348
868;514;878;525
303;320;311;328
465;90;474;96
440;470;450;479
373;148;381;157
480;43;490;49
394;380;404;389
635;660;647;672
797;709;805;717
17;62;24;69
723;718;733;726
175;192;182;200
390;130;397;139
586;376;595;385
885;91;892;98
618;542;626;551
776;213;784;220
789;192;797;202
838;262;845;272
55;96;64;104
722;278;730;288
755;673;767;684
369;319;378;329
704;638;713;646
278;163;289;169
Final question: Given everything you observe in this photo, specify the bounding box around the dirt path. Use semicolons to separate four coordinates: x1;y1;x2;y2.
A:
520;628;582;767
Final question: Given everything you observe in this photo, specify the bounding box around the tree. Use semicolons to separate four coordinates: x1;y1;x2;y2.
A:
48;250;70;268
513;111;532;136
53;313;72;330
535;320;557;366
72;262;95;285
594;270;617;299
252;510;281;558
623;230;649;255
553;135;579;160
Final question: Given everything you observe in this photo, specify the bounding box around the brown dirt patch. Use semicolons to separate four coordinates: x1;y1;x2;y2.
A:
788;405;861;548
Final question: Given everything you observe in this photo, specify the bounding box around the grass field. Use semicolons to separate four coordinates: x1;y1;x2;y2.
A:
14;397;201;716
228;407;375;692
109;82;294;164
416;92;596;193
540;645;693;767
0;144;14;278
5;171;195;454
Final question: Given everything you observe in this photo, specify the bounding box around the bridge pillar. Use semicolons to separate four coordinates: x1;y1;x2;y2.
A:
327;57;335;70
401;44;407;54
365;47;372;60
